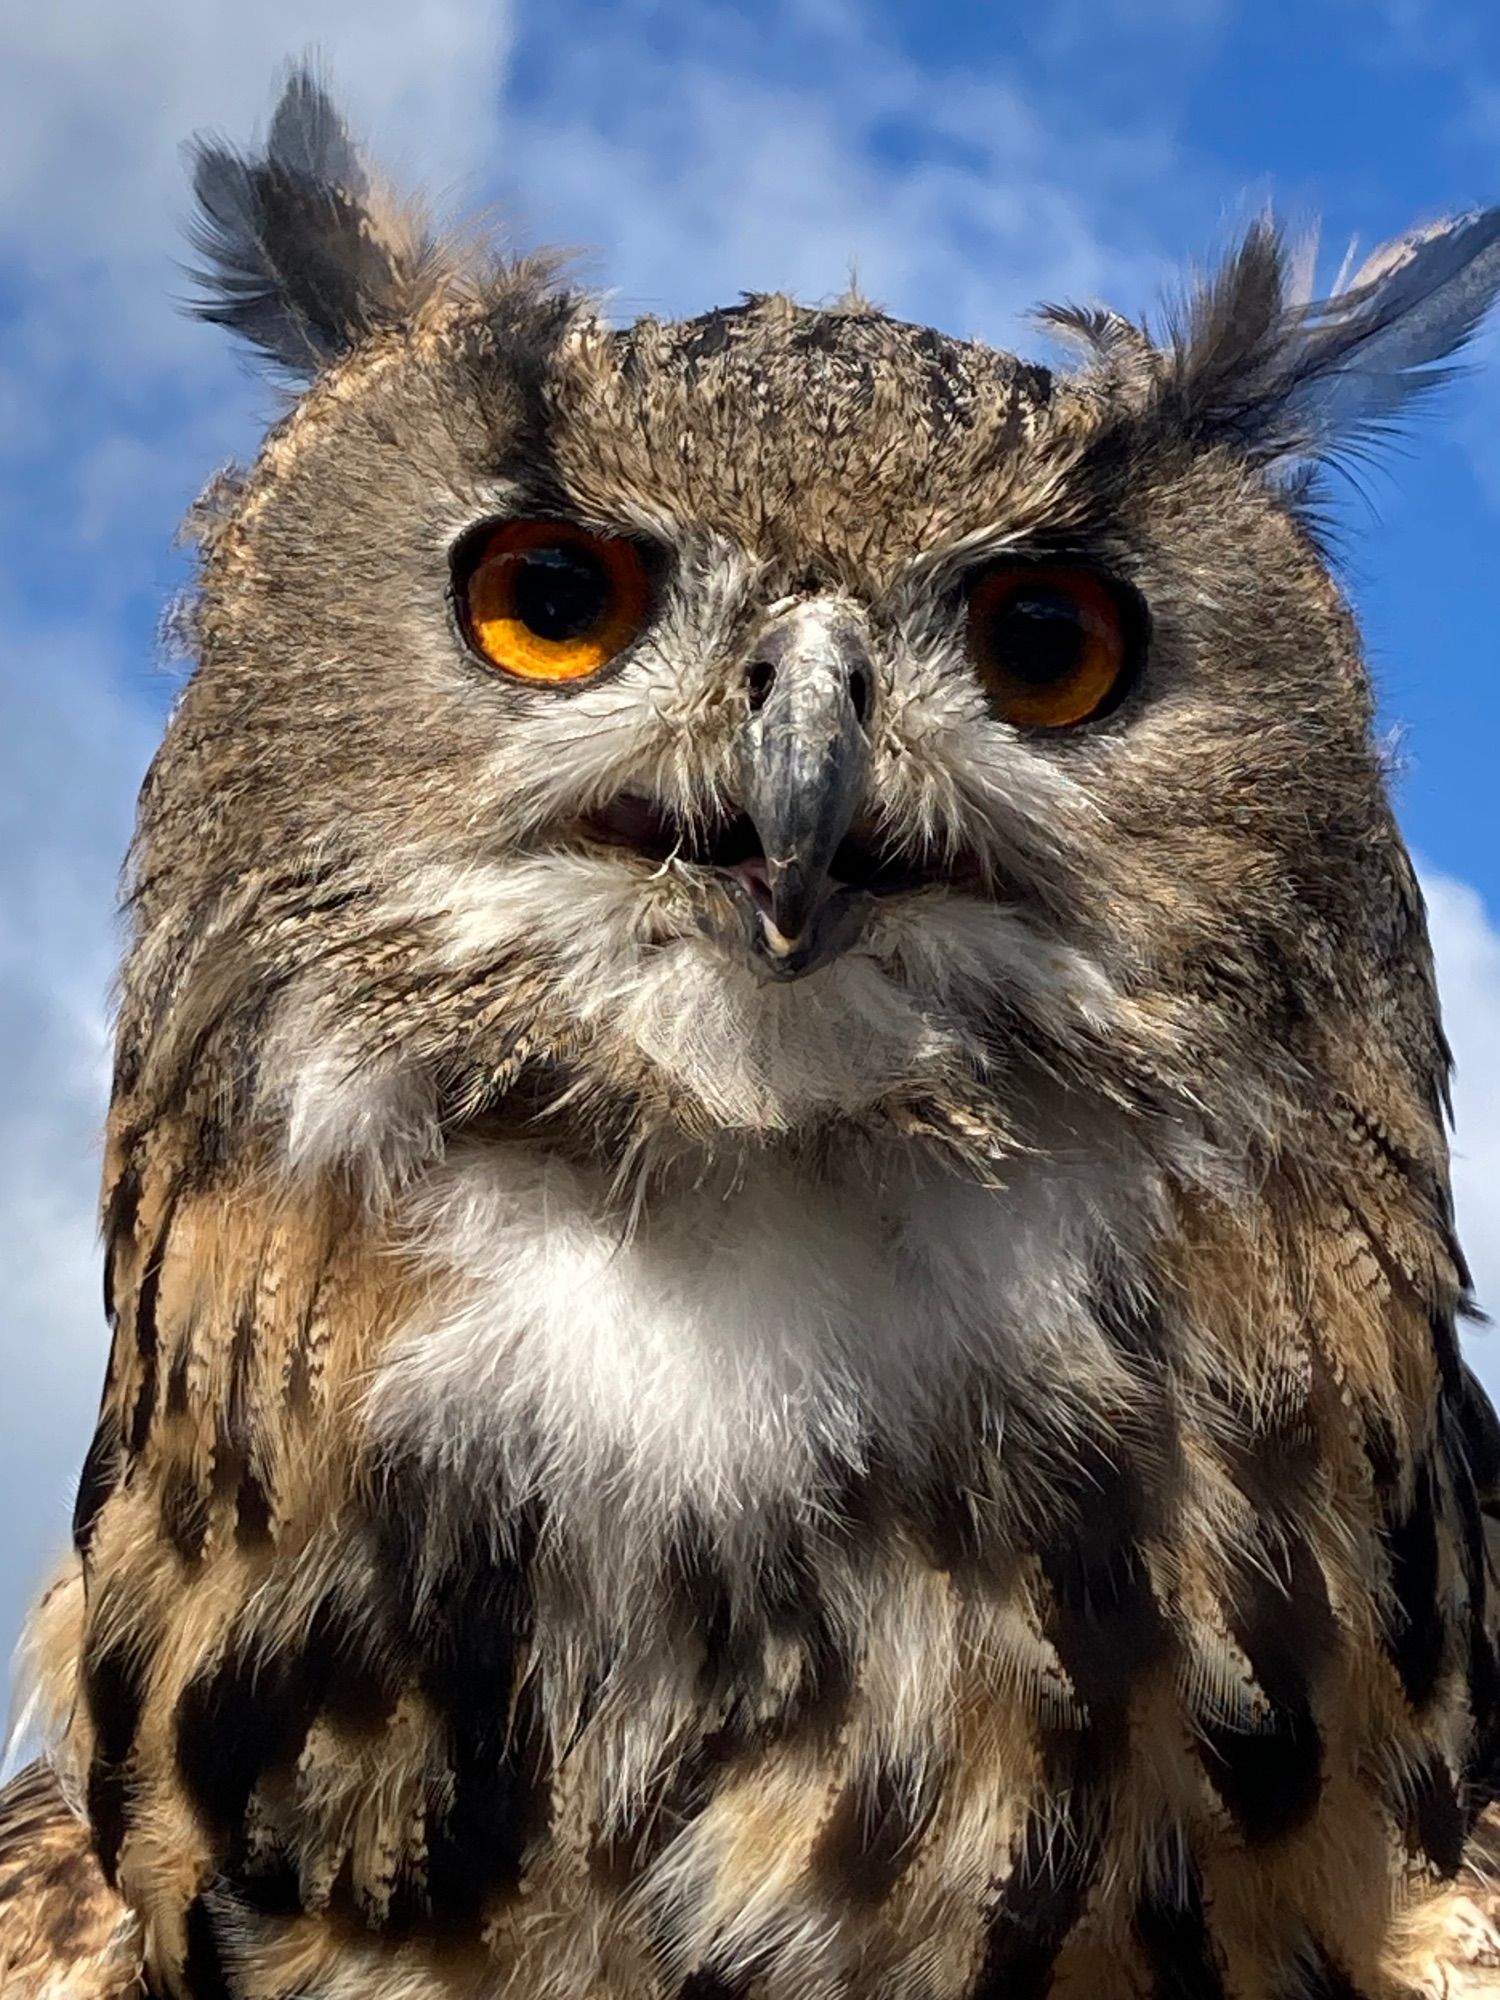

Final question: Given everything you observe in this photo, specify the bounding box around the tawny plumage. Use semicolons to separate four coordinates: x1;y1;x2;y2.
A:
5;66;1500;1999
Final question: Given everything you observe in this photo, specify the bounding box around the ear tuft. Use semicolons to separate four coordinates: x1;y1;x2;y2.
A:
1034;302;1157;397
1161;208;1500;465
185;68;448;376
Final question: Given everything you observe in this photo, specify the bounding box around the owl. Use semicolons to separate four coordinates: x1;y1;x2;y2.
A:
5;66;1500;2000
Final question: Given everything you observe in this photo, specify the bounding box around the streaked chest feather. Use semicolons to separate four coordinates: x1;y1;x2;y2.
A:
55;1131;1491;2000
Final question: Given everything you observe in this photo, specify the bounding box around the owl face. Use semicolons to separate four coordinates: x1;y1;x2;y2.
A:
134;83;1499;1191
160;299;1350;1173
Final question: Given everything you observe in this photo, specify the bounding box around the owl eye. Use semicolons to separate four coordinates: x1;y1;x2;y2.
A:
457;519;652;683
967;564;1137;728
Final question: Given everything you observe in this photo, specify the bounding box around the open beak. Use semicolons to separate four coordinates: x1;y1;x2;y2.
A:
733;605;875;978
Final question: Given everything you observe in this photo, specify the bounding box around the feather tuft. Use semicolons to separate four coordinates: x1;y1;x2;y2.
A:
1160;208;1500;465
184;66;452;375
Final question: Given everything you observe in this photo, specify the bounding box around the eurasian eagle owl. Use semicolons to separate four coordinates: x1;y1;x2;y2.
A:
4;69;1500;2000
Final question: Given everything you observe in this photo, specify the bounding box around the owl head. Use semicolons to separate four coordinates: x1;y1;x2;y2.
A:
122;72;1500;1203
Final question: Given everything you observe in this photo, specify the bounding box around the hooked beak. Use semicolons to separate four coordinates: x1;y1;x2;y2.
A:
733;606;875;979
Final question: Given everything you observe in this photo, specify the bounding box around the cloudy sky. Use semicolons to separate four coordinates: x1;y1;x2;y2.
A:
3;0;1500;1674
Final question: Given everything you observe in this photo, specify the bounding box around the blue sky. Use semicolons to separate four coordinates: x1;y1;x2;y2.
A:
2;0;1500;1683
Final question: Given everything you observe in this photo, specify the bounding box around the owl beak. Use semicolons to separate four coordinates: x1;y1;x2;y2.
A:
734;607;874;977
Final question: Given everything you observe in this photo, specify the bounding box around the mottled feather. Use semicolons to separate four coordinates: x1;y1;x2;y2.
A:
0;1765;141;1999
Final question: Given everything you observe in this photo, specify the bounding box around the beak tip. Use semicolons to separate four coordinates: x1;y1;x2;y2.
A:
757;912;801;958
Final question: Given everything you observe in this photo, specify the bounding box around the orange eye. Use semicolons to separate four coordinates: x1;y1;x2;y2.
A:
458;519;652;684
967;564;1136;728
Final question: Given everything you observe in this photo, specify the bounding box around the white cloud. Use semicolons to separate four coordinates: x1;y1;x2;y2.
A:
0;628;155;1639
1425;869;1500;1394
494;0;1183;342
0;0;511;370
0;0;516;648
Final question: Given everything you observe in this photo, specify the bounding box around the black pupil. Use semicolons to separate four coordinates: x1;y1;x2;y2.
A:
513;545;610;641
989;589;1086;685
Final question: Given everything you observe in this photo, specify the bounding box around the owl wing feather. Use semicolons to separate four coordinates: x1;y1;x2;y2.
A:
1444;1360;1500;1989
0;1764;144;1999
1449;1806;1500;1989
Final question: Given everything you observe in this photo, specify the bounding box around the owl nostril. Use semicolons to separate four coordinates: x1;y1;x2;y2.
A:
847;666;871;727
746;657;871;723
746;659;776;712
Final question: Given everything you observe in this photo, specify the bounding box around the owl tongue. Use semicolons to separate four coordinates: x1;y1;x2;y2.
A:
727;853;774;915
727;853;807;960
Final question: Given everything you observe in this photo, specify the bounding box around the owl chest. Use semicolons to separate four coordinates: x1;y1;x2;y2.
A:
119;1144;1466;1997
267;1147;1388;1998
251;1146;1135;1979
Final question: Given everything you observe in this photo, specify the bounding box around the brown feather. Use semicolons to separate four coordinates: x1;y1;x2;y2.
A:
0;1766;143;1999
